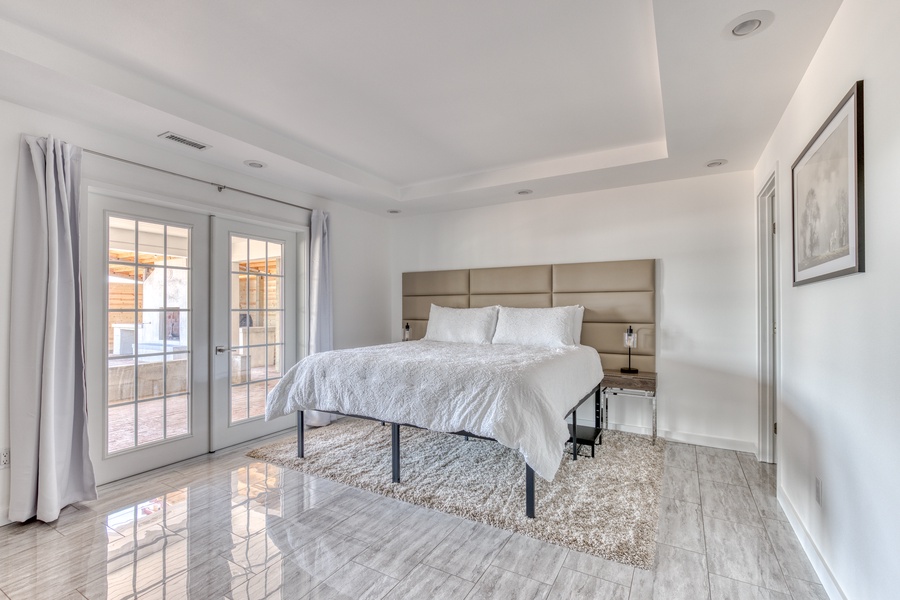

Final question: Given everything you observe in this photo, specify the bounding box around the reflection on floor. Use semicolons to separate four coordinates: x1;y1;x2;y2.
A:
0;433;829;599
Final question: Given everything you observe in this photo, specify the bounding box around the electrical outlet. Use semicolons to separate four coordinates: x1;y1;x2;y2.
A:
0;448;9;469
815;477;823;506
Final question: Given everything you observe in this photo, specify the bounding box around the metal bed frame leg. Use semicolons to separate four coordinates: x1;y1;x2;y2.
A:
297;411;305;458
525;465;535;518
572;408;578;461
391;422;401;483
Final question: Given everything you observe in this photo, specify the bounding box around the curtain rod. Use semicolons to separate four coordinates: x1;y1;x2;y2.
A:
83;149;313;212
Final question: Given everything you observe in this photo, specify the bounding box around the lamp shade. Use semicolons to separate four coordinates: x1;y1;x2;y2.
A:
623;325;637;349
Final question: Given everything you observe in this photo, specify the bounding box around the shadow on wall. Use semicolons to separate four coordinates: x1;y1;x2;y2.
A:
655;357;758;449
776;400;827;548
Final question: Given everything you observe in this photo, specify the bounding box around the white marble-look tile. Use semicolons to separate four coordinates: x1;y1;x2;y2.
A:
0;522;124;597
226;531;368;599
664;443;697;471
704;517;788;593
709;573;791;599
563;549;635;588
661;465;701;504
548;567;629;600
656;496;705;553
220;530;285;574
786;576;830;600
327;487;388;517
737;454;777;489
699;479;763;527
466;565;550;600
0;520;65;563
748;482;789;522
263;506;348;549
330;498;419;546
696;447;748;487
305;560;398;600
763;519;820;583
422;518;511;582
381;563;473;600
355;507;460;579
628;543;709;600
490;533;568;585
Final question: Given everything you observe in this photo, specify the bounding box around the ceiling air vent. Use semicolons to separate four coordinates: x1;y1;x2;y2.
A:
157;131;211;151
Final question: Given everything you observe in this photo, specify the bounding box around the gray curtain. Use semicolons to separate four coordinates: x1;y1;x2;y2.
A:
306;209;335;427
8;134;96;522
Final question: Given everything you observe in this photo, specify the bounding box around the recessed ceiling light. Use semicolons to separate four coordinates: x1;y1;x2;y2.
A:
243;160;266;168
723;11;774;40
516;189;533;195
706;159;728;168
732;19;761;36
387;209;401;214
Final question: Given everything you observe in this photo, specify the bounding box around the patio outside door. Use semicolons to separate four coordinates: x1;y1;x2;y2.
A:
209;217;301;451
85;194;210;485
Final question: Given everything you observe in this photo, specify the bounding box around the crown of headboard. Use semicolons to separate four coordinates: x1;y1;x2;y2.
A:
402;259;656;372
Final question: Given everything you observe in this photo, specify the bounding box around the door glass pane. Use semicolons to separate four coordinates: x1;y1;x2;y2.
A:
108;404;136;453
107;215;192;455
229;234;285;424
231;385;249;423
248;382;267;420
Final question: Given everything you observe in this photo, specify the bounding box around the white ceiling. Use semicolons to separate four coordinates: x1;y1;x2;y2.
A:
0;0;841;215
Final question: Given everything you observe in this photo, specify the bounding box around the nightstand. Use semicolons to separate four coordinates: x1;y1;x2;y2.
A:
601;371;658;444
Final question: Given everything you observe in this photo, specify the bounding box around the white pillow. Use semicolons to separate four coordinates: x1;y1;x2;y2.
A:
492;306;575;347
424;305;499;344
563;305;585;345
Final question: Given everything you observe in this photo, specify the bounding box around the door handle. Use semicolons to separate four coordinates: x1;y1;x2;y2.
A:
215;345;233;355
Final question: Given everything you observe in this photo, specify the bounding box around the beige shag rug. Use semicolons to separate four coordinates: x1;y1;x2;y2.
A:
248;418;664;569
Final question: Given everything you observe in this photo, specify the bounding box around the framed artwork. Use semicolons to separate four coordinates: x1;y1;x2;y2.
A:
792;80;864;286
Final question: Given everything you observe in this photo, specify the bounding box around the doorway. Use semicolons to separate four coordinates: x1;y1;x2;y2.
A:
84;193;303;484
757;174;778;463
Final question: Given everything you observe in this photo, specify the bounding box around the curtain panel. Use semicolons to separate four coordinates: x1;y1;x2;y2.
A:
8;134;96;522
305;209;335;427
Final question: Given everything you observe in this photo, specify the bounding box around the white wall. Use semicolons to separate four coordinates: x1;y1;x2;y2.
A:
0;99;393;525
753;1;900;598
391;172;759;451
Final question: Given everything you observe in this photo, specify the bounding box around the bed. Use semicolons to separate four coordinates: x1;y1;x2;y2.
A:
267;259;657;517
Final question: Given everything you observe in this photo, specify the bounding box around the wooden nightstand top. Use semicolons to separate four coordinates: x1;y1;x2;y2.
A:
600;371;657;393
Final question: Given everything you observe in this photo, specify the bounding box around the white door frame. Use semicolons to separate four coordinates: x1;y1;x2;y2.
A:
84;192;211;484
757;172;779;463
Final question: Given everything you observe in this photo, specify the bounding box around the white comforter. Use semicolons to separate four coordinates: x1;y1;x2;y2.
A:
266;341;603;481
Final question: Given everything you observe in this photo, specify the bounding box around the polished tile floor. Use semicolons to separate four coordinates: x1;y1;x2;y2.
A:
0;435;829;599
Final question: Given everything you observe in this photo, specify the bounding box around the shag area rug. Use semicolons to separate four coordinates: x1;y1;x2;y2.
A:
248;418;664;569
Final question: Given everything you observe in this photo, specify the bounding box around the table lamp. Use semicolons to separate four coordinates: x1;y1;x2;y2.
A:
621;325;638;374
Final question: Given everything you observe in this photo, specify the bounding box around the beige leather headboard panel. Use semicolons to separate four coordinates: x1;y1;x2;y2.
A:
470;265;552;294
402;269;469;296
403;259;657;371
554;291;655;324
470;293;552;309
553;260;655;293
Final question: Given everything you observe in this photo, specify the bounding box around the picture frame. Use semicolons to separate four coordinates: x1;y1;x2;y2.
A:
792;80;864;286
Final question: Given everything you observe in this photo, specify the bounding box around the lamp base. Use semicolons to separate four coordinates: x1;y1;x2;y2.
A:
620;367;639;374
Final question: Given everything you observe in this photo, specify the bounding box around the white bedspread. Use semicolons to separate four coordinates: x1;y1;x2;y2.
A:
266;341;603;481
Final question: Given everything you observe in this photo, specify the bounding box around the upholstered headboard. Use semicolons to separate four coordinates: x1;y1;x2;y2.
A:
402;259;656;372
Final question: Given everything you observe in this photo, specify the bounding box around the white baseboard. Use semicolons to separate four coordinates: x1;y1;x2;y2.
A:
778;485;847;600
0;503;9;527
577;418;757;453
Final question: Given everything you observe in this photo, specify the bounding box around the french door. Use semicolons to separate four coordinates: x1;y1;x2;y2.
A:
209;217;300;451
85;195;303;483
85;195;210;484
